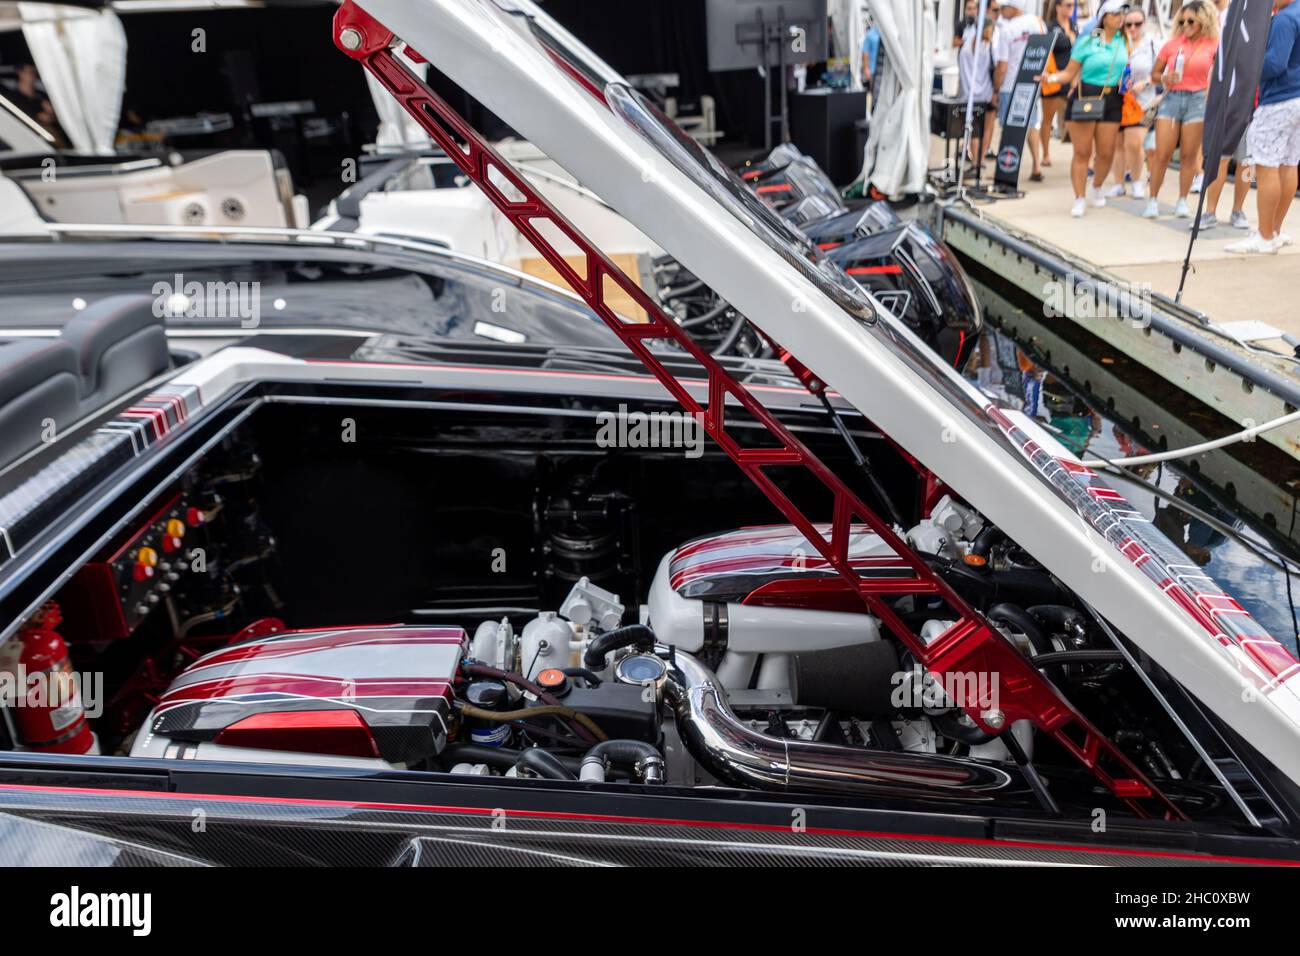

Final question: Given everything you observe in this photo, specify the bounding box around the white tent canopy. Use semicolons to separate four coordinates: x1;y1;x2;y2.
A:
858;0;934;197
16;2;127;153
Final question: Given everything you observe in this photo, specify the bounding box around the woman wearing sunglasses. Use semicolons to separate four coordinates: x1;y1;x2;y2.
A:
1107;9;1161;199
1144;0;1219;219
1039;0;1129;217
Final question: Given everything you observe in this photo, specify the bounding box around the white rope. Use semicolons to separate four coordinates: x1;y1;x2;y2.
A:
1085;409;1300;468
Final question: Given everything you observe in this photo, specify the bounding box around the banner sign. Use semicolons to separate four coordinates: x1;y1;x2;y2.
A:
994;31;1053;190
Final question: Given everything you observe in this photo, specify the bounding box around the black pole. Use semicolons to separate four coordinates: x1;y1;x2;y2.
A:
1175;105;1228;303
1175;173;1210;303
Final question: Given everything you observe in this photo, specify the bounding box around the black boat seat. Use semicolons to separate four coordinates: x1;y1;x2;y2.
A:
61;295;170;409
0;338;81;471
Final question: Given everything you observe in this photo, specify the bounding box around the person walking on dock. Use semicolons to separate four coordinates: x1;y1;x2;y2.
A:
959;10;999;172
1109;7;1162;199
1040;0;1079;169
993;1;1047;181
1039;0;1129;217
1144;1;1220;219
1226;0;1300;254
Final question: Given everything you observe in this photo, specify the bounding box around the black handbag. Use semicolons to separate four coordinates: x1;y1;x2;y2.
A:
1070;93;1109;120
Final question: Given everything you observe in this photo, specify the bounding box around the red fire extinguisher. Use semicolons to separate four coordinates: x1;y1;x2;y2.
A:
0;603;97;754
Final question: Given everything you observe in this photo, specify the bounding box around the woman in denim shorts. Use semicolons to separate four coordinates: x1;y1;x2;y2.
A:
1143;0;1219;219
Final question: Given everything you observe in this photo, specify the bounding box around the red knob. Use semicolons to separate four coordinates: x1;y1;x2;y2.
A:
185;507;206;528
132;563;154;583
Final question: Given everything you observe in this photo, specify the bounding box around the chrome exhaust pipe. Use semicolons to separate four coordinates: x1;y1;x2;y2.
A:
664;651;1015;799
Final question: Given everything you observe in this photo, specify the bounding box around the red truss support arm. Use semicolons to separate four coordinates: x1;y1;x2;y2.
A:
332;0;1182;820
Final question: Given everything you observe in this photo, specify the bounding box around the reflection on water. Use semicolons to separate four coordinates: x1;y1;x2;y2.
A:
968;330;1300;651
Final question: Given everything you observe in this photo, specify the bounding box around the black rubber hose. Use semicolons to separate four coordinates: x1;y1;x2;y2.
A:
661;279;705;300
440;744;583;775
938;561;1071;606
583;624;656;668
969;525;1003;558
561;667;603;687
513;747;578;780
680;300;732;328
988;602;1055;657
1027;604;1087;634
1028;649;1125;667
582;738;665;784
933;711;998;745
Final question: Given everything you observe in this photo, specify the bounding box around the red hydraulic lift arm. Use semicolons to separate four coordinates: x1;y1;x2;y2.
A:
331;0;1181;819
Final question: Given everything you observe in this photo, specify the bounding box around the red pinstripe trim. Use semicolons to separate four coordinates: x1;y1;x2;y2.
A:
193;629;464;669
0;782;1293;865
144;392;188;425
846;264;903;276
158;675;453;705
122;408;168;441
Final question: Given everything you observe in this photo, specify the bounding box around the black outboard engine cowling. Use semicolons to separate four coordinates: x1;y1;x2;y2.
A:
826;222;982;369
654;144;981;368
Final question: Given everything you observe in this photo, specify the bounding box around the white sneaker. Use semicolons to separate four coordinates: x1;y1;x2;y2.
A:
1279;231;1294;247
1174;197;1191;218
1191;173;1204;193
1225;232;1279;255
1086;184;1106;208
1229;210;1250;230
1070;197;1087;218
1105;183;1126;198
1132;180;1148;200
1142;198;1159;218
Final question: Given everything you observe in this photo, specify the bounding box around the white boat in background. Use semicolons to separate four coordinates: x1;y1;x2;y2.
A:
314;139;662;303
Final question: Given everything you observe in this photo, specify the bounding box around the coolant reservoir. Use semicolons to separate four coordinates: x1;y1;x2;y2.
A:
519;612;573;680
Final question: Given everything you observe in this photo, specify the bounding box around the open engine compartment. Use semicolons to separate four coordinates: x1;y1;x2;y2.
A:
0;390;1283;827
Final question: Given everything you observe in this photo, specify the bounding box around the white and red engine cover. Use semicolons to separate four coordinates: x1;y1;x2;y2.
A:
131;625;466;768
647;525;899;654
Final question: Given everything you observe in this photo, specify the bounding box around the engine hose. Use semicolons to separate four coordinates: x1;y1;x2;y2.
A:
988;602;1055;657
440;743;583;775
938;561;1071;607
461;662;597;744
583;624;656;668
561;667;603;687
458;703;609;742
680;300;732;328
932;711;998;745
513;747;578;781
969;525;1003;559
1028;649;1126;667
580;739;665;785
661;279;705;300
711;314;751;355
1026;604;1087;634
